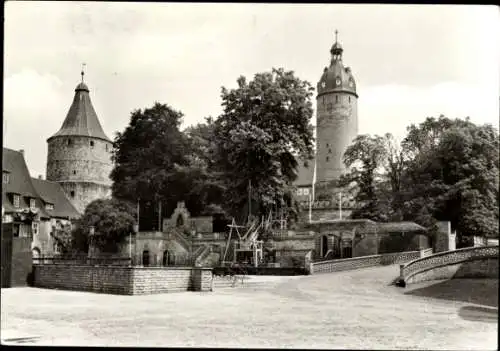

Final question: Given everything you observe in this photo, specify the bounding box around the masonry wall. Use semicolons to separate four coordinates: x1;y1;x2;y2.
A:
401;246;499;285
46;136;112;213
32;265;212;295
311;250;421;274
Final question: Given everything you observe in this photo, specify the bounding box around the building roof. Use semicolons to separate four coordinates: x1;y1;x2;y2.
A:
31;178;81;219
2;148;49;217
317;33;357;98
48;80;111;142
294;159;315;187
377;221;427;233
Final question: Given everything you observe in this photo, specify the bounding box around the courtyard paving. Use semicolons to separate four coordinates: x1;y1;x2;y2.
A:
1;265;498;349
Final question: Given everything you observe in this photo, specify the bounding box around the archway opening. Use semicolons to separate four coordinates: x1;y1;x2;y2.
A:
142;250;150;267
321;235;328;258
176;215;184;227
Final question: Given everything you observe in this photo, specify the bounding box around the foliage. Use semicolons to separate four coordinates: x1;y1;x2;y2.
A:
51;222;74;254
342;115;499;239
213;68;315;220
72;198;136;253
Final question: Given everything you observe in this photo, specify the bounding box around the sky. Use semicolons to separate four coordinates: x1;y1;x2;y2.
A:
4;2;500;178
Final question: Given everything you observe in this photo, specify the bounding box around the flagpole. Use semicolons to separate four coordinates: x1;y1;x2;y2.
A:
308;192;312;223
339;192;342;220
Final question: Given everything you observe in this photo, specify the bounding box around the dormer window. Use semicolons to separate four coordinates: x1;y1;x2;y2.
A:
30;198;36;210
46;203;54;211
3;171;10;184
13;194;20;208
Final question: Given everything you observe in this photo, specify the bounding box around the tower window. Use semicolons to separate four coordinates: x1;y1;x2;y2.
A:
30;198;36;210
70;191;75;198
67;139;72;146
349;96;351;103
90;140;94;148
329;149;332;153
73;170;76;175
326;143;329;148
105;144;109;152
336;95;339;103
326;156;329;162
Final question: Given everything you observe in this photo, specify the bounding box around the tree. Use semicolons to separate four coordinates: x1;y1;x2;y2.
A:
213;68;315;220
341;134;390;221
72;199;136;253
402;119;499;239
111;103;193;230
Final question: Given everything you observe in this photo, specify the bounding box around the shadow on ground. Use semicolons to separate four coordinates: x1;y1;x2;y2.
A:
404;278;498;308
458;305;498;323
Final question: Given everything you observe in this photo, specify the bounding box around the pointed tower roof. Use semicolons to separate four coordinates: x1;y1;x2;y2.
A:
48;70;111;142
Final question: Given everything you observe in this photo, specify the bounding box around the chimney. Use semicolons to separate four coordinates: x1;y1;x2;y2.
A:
19;149;24;156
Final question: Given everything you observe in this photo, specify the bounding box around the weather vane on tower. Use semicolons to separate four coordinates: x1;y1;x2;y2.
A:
81;63;86;83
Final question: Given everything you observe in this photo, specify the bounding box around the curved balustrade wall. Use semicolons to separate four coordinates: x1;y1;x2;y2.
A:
400;246;499;286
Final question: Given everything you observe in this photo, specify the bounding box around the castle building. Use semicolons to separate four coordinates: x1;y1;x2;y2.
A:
46;71;113;214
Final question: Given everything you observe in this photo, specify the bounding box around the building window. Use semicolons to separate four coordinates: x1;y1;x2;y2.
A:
70;191;75;198
30;198;36;210
303;188;310;196
32;222;39;235
3;172;10;184
90;140;94;148
297;188;303;196
13;194;20;208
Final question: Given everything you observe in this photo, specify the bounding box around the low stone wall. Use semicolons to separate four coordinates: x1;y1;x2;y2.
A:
400;246;499;285
33;265;212;295
310;250;421;274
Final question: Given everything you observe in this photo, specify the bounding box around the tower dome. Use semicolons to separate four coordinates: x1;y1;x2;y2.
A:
317;30;357;98
46;69;113;214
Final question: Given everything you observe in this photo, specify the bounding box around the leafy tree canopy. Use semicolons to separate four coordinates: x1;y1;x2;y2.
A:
72;198;136;253
213;68;315;219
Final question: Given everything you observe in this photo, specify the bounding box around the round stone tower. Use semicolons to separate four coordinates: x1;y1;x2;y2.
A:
315;31;358;184
46;72;113;214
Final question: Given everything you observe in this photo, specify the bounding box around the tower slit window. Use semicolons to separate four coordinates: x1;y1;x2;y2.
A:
70;191;75;198
90;140;94;148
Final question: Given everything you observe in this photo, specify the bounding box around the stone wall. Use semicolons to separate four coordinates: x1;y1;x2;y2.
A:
32;265;213;295
311;250;421;274
34;264;133;294
400;246;499;285
46;135;113;213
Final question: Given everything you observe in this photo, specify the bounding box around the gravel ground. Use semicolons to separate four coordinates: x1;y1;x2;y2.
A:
1;265;497;349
